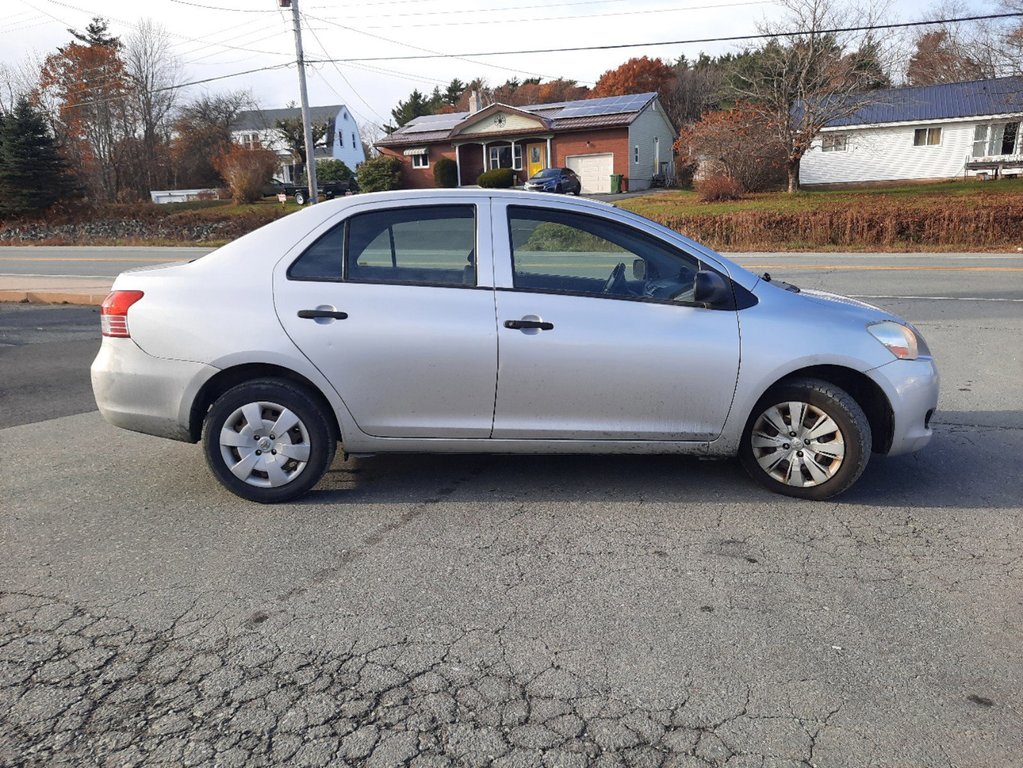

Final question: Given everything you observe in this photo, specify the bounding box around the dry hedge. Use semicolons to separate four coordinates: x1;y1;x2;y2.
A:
652;200;1023;249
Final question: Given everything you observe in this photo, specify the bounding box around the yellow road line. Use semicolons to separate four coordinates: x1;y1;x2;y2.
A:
0;257;184;263
743;264;1023;272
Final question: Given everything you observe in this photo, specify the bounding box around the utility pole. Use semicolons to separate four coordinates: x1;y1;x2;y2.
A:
281;0;318;204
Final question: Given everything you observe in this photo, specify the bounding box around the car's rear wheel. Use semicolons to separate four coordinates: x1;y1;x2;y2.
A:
294;189;306;206
202;379;335;503
738;378;871;500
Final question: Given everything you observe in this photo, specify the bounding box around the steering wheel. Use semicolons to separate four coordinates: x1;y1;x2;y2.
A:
602;262;627;294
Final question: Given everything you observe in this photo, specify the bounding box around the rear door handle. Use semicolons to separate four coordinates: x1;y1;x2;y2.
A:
504;319;553;331
298;309;348;320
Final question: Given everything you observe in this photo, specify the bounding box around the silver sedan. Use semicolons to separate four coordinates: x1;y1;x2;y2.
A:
92;190;939;502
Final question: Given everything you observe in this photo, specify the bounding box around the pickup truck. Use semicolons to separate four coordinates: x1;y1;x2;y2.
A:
262;178;357;205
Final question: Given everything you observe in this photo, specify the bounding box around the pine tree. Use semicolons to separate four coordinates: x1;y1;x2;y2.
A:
0;98;79;217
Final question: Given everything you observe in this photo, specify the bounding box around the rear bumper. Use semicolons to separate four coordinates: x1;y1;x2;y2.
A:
91;338;216;442
868;356;940;456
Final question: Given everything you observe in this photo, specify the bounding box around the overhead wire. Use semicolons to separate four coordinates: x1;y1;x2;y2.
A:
355;0;778;30
306;11;1023;63
302;12;594;85
299;12;388;129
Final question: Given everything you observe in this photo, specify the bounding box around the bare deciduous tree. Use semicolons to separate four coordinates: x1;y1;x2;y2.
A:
729;0;897;192
123;19;181;194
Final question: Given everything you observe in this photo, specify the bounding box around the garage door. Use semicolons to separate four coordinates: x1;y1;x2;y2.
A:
566;153;614;194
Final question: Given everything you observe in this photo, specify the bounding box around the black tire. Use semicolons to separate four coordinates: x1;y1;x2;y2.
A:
202;379;336;503
294;190;306;206
738;377;871;500
555;184;563;193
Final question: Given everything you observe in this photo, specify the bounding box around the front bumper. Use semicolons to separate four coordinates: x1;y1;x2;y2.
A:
868;356;940;456
91;338;217;442
523;184;555;192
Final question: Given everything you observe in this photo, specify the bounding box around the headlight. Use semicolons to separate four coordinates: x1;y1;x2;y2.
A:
868;320;929;360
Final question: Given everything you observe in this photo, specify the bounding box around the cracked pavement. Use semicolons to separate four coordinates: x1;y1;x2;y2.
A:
2;286;1022;767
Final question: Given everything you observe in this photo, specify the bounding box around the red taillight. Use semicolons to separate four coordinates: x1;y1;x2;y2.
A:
100;290;144;338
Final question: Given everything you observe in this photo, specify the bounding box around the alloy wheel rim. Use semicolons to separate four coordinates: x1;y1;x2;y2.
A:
750;400;846;487
219;401;311;488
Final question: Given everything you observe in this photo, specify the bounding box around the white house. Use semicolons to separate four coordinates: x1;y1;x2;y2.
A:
231;104;366;183
801;76;1023;186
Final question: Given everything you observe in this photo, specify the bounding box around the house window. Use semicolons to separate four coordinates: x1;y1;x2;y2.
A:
822;134;847;152
240;132;261;149
488;144;522;170
412;152;429;169
913;127;942;146
633;145;639;163
352;132;357;148
338;130;344;148
973;122;1020;157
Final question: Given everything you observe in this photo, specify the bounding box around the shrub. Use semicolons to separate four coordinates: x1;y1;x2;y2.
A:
676;105;787;193
357;155;403;192
433;157;458;188
213;146;279;204
477;167;517;188
317;159;353;182
695;175;743;202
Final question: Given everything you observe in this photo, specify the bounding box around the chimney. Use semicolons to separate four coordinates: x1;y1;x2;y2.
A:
469;90;483;114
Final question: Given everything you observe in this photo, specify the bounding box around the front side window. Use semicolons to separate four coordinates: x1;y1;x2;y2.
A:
347;205;475;287
822;133;847;152
508;206;703;303
913;127;942;146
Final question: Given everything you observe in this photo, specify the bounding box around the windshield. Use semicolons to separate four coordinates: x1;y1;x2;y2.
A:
533;169;560;179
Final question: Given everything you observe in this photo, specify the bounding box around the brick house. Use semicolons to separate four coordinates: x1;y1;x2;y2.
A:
375;92;676;193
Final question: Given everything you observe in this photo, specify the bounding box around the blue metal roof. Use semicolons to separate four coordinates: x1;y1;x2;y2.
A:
826;76;1023;127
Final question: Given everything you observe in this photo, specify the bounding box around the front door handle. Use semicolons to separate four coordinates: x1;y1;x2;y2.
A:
504;319;553;331
298;308;348;320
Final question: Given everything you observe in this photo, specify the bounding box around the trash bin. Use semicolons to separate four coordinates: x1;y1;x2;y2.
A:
610;173;623;194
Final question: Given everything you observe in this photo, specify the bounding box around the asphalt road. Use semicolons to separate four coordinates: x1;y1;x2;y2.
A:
1;252;1022;767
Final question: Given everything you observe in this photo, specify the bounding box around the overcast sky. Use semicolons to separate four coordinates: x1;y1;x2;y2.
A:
2;0;998;134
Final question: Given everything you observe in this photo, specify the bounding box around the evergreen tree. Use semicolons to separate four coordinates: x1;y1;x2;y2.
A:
443;78;466;106
386;90;434;131
0;97;79;217
68;17;120;48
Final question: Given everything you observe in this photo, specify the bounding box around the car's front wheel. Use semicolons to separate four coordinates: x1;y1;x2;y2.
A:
738;378;871;500
202;379;336;503
293;189;306;206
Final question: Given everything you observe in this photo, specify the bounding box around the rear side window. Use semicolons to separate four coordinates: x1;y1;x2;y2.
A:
288;224;344;281
347;205;476;287
287;205;477;287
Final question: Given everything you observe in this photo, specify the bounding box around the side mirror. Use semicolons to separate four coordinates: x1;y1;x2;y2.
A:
693;270;732;308
632;258;646;280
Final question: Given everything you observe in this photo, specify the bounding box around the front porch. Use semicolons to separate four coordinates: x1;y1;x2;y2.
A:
455;136;553;187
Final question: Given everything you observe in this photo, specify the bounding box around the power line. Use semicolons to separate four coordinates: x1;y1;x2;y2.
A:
168;0;277;12
300;12;388;128
339;0;629;21
356;0;777;30
309;11;1023;63
303;12;593;85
